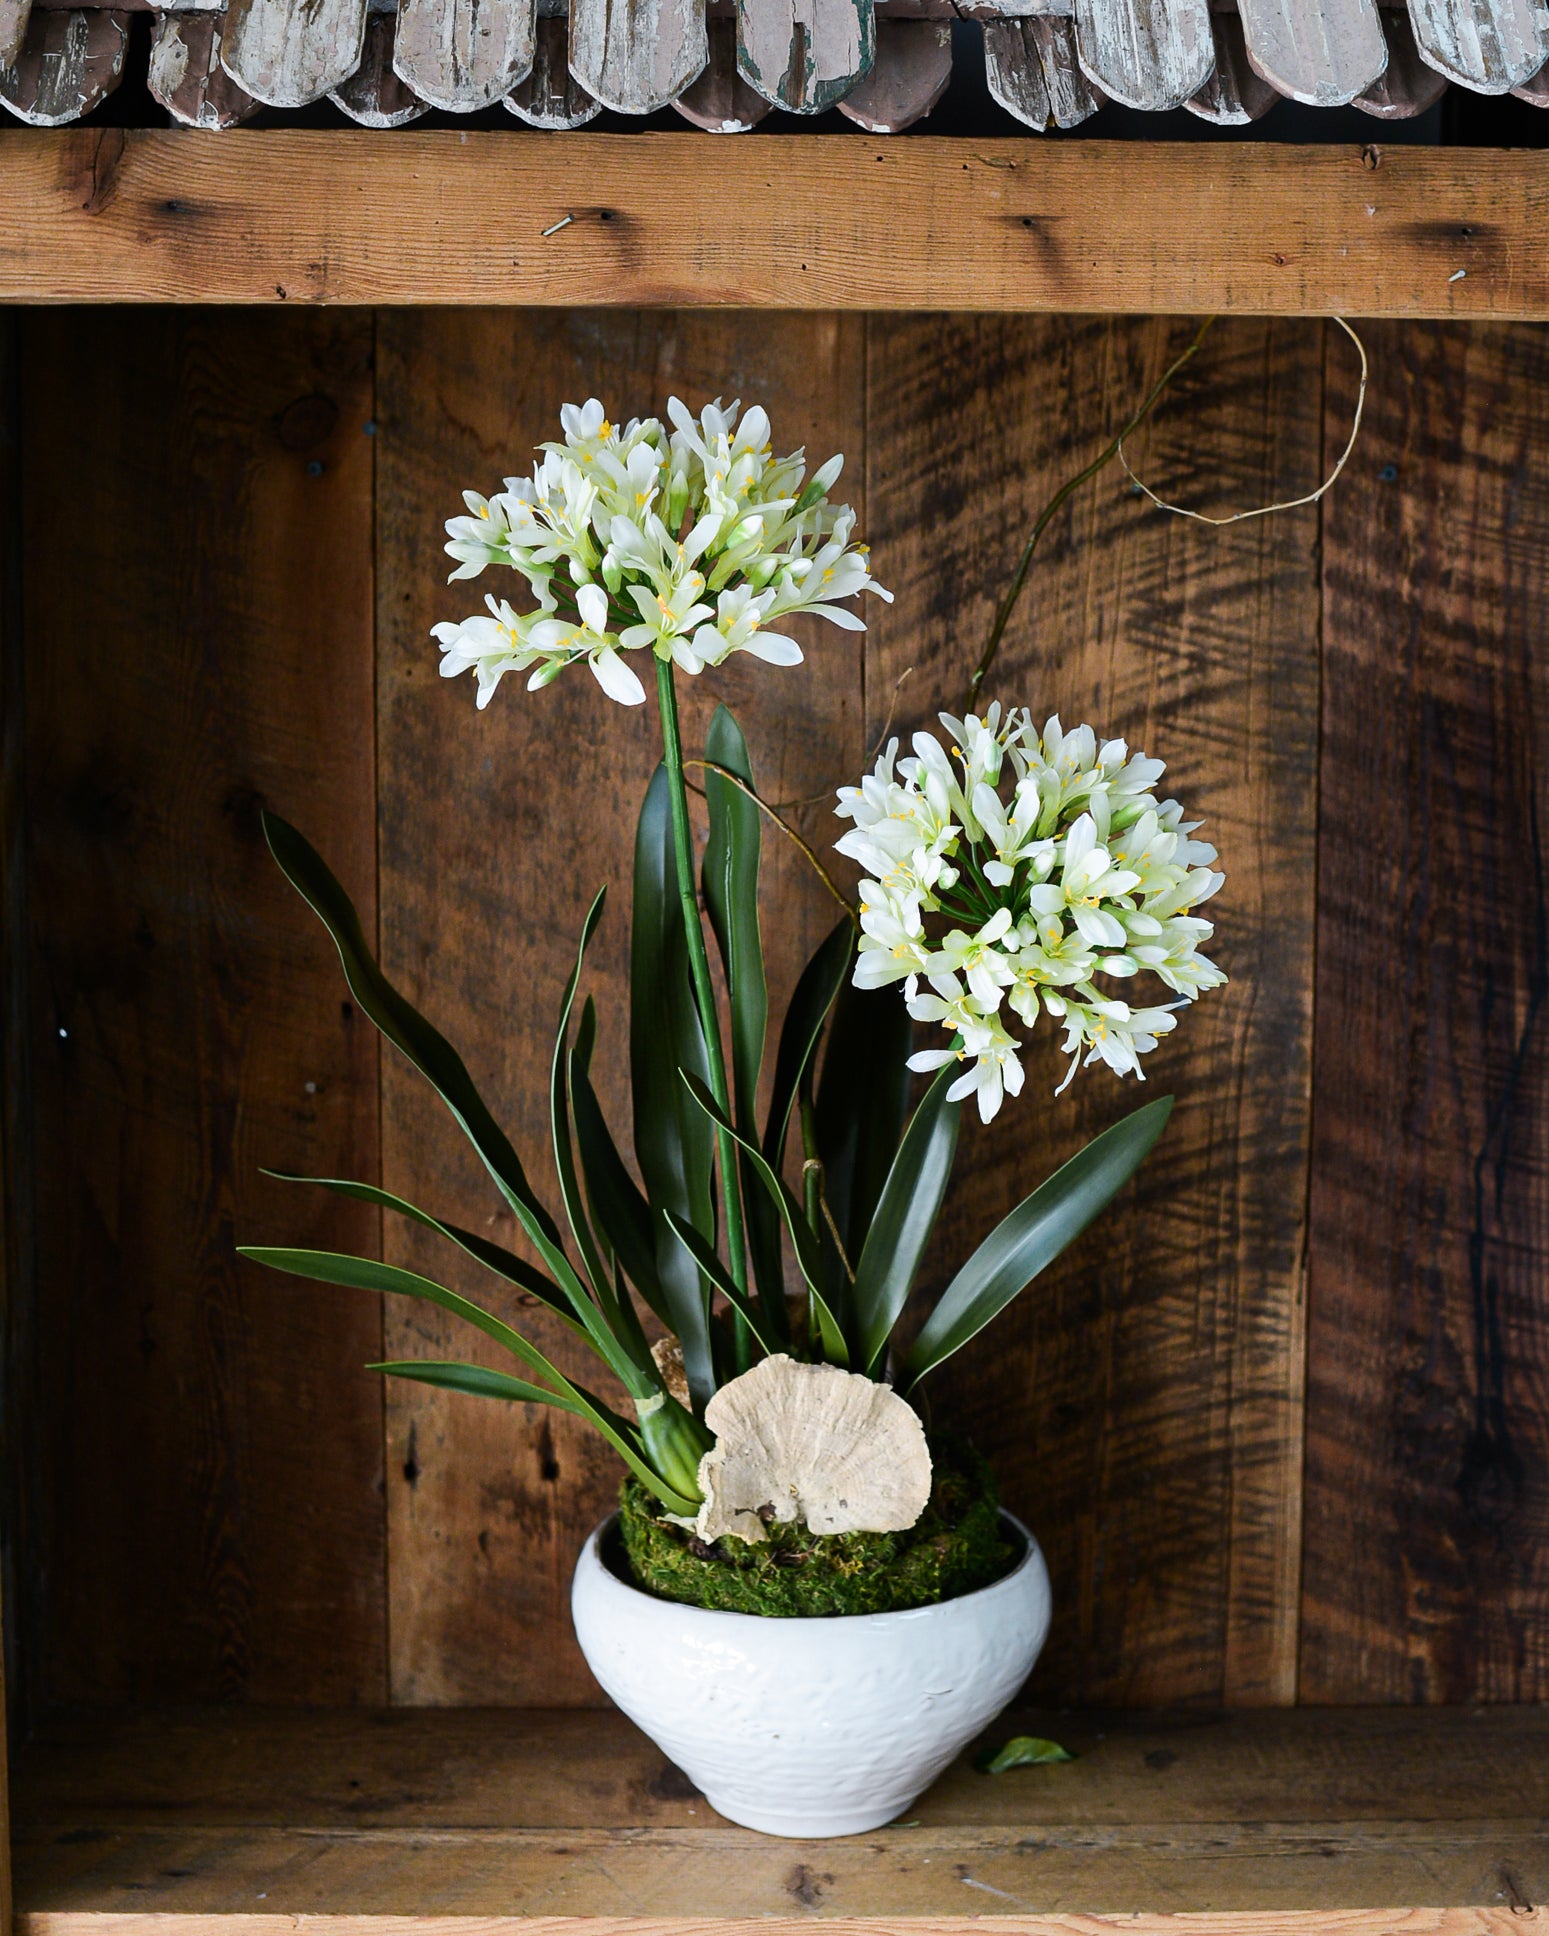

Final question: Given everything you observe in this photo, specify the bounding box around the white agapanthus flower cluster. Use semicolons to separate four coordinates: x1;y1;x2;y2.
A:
432;397;892;709
834;707;1226;1122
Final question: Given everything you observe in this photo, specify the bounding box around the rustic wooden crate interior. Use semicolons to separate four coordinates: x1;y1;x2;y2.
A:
4;296;1549;1931
6;306;1546;1734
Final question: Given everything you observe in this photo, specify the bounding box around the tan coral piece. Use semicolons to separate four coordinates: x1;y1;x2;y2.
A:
696;1355;932;1545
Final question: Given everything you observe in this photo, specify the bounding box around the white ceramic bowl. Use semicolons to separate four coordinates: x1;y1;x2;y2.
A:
571;1509;1051;1837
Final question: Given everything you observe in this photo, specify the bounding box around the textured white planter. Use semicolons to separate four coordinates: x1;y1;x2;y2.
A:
571;1509;1052;1838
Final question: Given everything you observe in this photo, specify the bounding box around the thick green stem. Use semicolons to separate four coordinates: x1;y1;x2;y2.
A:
654;657;752;1367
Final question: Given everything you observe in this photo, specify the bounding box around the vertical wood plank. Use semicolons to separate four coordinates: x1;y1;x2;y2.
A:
1303;323;1549;1706
864;317;1321;1706
20;311;385;1707
375;310;866;1704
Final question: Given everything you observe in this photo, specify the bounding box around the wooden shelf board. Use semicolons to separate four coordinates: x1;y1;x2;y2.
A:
11;1706;1549;1930
2;133;1548;315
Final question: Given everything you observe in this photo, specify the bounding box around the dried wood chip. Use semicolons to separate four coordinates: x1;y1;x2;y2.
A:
836;12;950;126
568;0;706;112
0;6;127;124
1353;3;1447;113
1236;0;1387;104
1073;0;1214;109
220;0;368;106
1405;0;1549;90
737;0;874;110
392;0;533;111
149;6;260;122
673;13;770;123
504;7;597;117
1187;4;1278;116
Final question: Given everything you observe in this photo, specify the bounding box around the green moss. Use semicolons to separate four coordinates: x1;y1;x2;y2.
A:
615;1437;1016;1617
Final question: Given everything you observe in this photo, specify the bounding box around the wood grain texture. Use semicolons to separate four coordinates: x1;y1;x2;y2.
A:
982;18;1053;123
864;318;1321;1707
1236;0;1387;103
18;311;386;1707
1030;15;1105;119
1302;323;1549;1706
11;1707;1549;1918
374;310;866;1703
0;0;29;69
5;138;1549;318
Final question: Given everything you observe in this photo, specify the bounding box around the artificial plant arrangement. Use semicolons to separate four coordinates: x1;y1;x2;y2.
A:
239;389;1227;1832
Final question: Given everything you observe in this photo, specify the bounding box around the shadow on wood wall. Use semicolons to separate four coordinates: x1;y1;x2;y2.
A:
7;308;1547;1715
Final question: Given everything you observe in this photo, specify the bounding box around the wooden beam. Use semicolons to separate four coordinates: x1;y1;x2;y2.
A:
2;132;1548;315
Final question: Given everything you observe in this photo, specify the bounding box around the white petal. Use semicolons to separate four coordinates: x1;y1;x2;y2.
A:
576;583;609;633
588;647;646;706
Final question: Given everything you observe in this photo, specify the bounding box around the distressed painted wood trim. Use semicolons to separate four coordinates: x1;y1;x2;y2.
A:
3;134;1549;315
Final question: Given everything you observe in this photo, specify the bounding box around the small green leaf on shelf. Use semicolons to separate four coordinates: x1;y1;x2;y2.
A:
976;1735;1076;1775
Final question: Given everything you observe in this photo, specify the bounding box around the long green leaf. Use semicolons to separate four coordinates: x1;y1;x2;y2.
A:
680;1073;849;1366
815;975;914;1269
260;1169;586;1338
632;765;717;1408
261;812;560;1247
663;1210;785;1358
763;920;853;1169
702;706;778;1344
550;888;615;1307
850;1064;961;1374
370;1358;588;1413
702;705;766;1132
571;1053;669;1327
241;1245;698;1513
901;1096;1174;1388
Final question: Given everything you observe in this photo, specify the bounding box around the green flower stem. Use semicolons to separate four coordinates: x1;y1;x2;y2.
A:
653;656;753;1362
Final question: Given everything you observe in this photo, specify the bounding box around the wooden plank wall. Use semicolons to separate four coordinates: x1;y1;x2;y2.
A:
7;309;1547;1712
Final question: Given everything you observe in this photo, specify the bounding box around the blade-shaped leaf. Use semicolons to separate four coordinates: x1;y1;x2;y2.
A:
241;1245;698;1513
851;1064;961;1374
633;764;717;1408
551;888;615;1307
702;705;766;1132
815;975;914;1269
663;1210;785;1359
572;1055;669;1327
680;1072;848;1367
371;1358;587;1413
762;919;854;1169
260;1169;585;1337
901;1096;1174;1388
261;812;560;1248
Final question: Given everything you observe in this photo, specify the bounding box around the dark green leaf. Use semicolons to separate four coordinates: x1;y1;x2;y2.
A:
260;812;561;1249
763;919;853;1169
902;1096;1173;1388
977;1736;1076;1774
550;888;616;1309
241;1245;698;1513
815;976;914;1269
259;1169;584;1336
370;1358;586;1414
702;705;766;1133
572;1057;670;1328
680;1072;849;1366
850;1064;961;1374
632;765;717;1407
663;1210;786;1359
